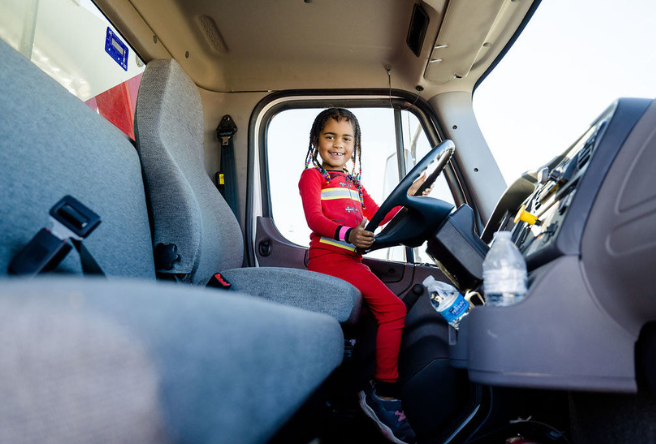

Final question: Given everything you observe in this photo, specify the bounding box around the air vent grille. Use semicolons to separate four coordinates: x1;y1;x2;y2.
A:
577;138;595;170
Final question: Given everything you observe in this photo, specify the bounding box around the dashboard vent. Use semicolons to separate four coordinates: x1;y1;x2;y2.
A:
577;138;595;170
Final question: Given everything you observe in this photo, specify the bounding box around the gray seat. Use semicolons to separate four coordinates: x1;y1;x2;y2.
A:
0;278;343;444
134;59;361;325
0;37;344;443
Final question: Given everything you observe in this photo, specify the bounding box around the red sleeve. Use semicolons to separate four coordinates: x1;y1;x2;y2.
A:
362;186;401;226
298;169;341;238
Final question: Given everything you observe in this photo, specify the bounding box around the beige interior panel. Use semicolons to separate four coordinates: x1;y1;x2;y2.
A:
95;0;536;100
94;0;171;61
424;0;507;84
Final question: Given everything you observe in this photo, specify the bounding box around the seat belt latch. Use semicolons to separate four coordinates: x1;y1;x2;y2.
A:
9;195;101;277
207;272;232;289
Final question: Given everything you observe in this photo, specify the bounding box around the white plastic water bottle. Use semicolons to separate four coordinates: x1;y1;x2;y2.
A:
483;231;527;306
422;276;471;330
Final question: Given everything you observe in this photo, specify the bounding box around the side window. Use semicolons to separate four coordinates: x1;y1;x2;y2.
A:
0;0;145;139
267;106;455;264
399;110;456;264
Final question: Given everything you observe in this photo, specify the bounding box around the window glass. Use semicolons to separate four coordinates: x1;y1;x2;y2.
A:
0;0;145;139
267;106;455;264
268;107;406;261
399;110;455;264
474;0;656;183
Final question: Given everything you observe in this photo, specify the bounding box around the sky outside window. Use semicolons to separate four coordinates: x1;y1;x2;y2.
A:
475;0;656;183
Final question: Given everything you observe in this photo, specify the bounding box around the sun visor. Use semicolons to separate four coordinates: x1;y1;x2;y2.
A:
424;0;506;84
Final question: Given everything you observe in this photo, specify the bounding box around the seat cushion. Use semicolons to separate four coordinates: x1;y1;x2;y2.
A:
0;277;344;444
219;267;362;326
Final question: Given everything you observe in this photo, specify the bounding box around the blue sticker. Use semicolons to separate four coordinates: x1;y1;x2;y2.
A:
105;27;128;71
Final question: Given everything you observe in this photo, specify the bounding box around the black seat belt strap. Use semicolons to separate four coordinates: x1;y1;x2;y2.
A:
216;114;239;218
71;239;105;276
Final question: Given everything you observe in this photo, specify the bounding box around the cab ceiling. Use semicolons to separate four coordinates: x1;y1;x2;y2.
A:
97;0;535;96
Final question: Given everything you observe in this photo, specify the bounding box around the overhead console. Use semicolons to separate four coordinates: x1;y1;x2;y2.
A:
455;97;656;393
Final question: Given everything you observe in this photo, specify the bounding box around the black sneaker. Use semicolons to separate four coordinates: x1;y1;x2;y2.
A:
358;386;417;444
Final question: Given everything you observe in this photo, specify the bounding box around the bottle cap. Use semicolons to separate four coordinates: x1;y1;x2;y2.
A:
422;275;437;287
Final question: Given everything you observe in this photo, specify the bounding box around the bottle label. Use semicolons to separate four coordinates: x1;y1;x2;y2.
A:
439;294;469;323
483;268;527;294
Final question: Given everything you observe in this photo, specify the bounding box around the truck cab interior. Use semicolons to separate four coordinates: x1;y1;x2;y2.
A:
1;0;655;443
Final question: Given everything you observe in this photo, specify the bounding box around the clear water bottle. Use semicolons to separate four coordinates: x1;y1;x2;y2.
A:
422;276;471;330
483;231;527;306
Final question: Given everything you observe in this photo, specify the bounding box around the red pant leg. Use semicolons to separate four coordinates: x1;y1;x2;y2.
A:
308;252;407;382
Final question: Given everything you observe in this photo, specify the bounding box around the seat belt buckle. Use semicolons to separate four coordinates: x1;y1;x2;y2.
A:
8;195;101;277
207;272;232;289
49;195;101;240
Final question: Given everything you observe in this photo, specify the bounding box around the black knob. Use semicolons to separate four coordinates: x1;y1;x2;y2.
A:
258;240;272;257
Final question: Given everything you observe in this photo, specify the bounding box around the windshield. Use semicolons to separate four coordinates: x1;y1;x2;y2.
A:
474;0;656;183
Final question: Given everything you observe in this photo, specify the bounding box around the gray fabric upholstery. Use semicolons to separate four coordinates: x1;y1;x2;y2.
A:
0;37;347;444
135;59;362;324
0;38;155;280
135;60;243;279
0;277;344;444
221;267;363;325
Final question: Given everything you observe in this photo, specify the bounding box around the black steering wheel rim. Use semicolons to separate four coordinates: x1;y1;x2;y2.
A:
364;139;456;251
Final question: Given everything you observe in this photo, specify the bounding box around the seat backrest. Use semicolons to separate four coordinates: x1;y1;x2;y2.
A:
135;60;243;283
0;38;155;279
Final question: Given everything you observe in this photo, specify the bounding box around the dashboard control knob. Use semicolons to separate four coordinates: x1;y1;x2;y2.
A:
514;205;539;226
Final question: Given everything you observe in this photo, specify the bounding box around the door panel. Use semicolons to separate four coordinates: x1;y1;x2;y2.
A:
255;216;307;269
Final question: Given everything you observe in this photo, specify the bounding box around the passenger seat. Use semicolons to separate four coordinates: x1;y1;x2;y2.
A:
134;59;362;325
0;38;344;443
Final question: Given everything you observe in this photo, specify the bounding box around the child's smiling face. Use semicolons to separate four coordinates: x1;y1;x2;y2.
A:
317;117;355;171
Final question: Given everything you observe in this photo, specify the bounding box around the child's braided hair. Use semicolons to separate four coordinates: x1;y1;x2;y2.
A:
304;108;364;206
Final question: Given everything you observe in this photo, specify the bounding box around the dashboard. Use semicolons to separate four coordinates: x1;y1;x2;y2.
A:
455;97;656;394
490;98;651;269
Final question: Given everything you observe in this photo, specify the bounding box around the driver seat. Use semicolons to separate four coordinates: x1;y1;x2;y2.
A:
134;59;361;325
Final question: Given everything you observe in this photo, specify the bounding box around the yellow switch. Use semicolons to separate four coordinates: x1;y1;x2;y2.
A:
514;205;539;225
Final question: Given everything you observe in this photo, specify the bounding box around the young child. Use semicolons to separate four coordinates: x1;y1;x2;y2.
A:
298;108;428;444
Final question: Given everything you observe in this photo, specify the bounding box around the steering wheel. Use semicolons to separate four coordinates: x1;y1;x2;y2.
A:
364;139;456;252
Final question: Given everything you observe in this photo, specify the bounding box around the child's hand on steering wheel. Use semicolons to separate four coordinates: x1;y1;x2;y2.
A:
407;172;433;196
348;219;375;249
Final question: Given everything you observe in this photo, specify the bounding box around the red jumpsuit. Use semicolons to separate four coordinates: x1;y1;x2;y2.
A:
298;168;406;382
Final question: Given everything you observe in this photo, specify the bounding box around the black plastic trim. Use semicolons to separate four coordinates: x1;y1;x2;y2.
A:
406;3;429;57
555;98;650;256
